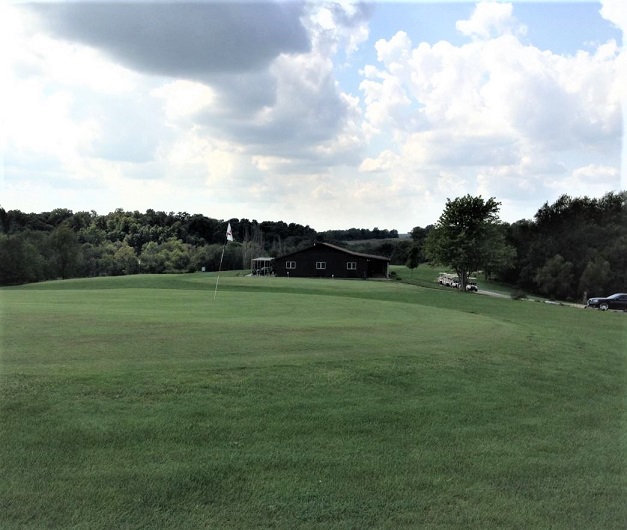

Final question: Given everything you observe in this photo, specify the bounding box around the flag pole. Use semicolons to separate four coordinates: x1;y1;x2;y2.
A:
213;243;226;301
214;222;233;301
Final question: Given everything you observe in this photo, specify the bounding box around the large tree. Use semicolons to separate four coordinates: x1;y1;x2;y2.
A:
534;254;574;300
405;243;421;277
50;224;81;279
425;195;511;290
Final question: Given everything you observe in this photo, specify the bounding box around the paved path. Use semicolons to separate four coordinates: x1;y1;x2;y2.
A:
476;289;510;299
477;289;586;308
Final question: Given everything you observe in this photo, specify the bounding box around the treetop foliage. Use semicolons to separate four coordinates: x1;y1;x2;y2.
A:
425;195;508;290
437;195;501;232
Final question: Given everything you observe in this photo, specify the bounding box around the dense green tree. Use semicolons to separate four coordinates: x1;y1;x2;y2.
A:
114;243;139;275
139;241;166;274
241;221;264;269
50;225;81;279
405;243;421;277
505;191;626;297
0;207;10;235
389;239;412;265
534;254;574;300
78;224;107;246
161;238;192;272
80;243;107;277
410;225;431;245
579;255;611;299
191;243;242;272
602;234;627;293
187;214;219;245
375;241;394;257
0;236;42;284
46;208;74;228
222;242;243;271
97;242;120;276
196;244;223;272
402;226;432;269
424;195;507;290
481;224;517;280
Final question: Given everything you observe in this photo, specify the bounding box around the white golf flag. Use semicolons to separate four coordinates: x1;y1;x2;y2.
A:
226;222;233;242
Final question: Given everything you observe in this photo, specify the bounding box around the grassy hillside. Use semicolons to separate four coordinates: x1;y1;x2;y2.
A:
392;264;550;300
1;274;624;528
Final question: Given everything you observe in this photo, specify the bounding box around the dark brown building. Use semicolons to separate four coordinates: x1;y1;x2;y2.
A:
273;242;389;279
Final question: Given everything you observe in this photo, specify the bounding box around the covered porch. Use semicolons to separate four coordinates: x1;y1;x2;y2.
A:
250;257;275;276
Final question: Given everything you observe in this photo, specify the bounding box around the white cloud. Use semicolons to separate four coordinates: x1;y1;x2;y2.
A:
2;1;156;188
599;0;627;191
28;33;137;95
305;1;371;56
188;2;370;167
375;31;412;66
358;7;623;219
2;2;623;231
164;130;238;186
151;81;215;122
359;149;400;173
456;2;527;41
5;83;95;161
569;164;620;196
600;0;627;36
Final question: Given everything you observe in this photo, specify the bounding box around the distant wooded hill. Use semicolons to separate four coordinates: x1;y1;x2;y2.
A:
1;191;625;301
0;209;398;285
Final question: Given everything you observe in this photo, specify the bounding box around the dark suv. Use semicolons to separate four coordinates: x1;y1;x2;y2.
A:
585;293;627;311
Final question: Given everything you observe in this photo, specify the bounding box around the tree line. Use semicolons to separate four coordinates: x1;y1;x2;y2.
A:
1;191;624;300
322;227;399;241
0;208;397;285
501;192;626;300
418;191;625;301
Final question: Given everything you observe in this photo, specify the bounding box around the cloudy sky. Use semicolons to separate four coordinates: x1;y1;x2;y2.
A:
2;0;625;231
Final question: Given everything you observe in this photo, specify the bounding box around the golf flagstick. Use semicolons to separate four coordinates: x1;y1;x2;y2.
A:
213;222;233;301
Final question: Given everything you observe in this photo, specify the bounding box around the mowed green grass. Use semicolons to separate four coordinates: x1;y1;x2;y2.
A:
1;273;625;529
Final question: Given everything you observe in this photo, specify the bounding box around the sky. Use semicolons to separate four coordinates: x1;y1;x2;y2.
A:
1;0;625;232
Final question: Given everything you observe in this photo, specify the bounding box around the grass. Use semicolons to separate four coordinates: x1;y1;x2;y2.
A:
1;273;625;528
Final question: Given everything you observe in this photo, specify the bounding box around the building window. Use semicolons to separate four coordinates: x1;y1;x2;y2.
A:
316;261;326;270
286;261;296;269
347;261;357;270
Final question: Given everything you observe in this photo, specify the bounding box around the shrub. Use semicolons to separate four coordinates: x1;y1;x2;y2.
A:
511;289;527;300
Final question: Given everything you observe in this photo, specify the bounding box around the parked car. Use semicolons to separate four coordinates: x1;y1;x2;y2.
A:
585;293;627;311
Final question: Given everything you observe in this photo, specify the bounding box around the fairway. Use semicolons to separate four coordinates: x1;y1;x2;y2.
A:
1;274;625;528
